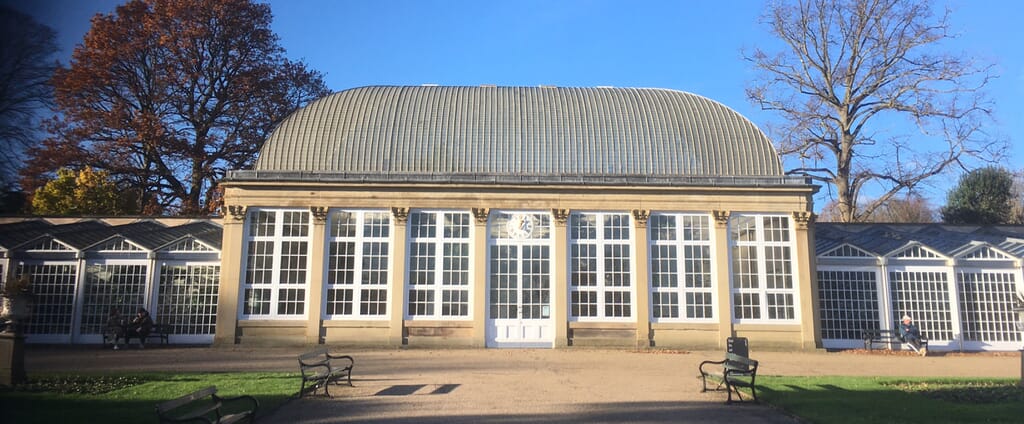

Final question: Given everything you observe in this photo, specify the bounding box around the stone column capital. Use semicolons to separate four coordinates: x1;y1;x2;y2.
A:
712;210;730;228
472;208;490;225
309;206;328;224
631;209;650;228
792;211;815;230
227;205;246;221
551;208;570;226
391;207;410;224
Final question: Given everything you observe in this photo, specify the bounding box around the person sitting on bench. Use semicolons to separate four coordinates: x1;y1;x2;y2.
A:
105;307;126;350
898;314;926;356
126;307;154;348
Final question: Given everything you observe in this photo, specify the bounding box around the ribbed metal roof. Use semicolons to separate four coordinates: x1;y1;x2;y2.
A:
0;219;223;252
815;223;1024;258
244;86;785;181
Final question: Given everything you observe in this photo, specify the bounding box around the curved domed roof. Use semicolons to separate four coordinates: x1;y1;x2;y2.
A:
244;86;785;183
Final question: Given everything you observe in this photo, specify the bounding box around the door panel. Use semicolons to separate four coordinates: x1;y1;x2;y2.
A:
486;244;554;348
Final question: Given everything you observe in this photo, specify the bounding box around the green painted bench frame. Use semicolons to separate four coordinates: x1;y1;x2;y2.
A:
862;329;928;353
699;352;759;403
298;347;355;397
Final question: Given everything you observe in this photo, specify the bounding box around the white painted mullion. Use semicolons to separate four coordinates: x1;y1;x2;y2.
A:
673;223;686;320
877;259;892;332
352;213;366;317
268;210;284;317
594;216;608;318
787;217;801;322
432;216;445;318
302;213;313;319
145;254;159;318
71;256;88;343
946;261;963;351
467;214;476;320
755;217;769;320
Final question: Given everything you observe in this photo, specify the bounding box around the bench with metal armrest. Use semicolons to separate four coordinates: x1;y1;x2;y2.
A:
699;352;760;403
298;347;355;397
862;329;928;354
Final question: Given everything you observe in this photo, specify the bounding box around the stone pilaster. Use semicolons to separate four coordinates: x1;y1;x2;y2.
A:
792;211;820;349
388;207;410;345
631;209;651;348
552;208;570;347
471;207;489;347
712;210;733;348
214;205;246;345
306;206;328;344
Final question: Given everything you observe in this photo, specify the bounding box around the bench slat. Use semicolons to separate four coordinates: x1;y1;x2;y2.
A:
699;351;759;404
156;386;258;424
298;348;354;397
157;386;218;413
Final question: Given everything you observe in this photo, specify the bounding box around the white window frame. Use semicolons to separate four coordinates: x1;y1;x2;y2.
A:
486;211;555;321
322;209;392;320
404;210;473;320
648;213;716;323
955;267;1021;348
886;265;956;343
728;214;799;323
14;260;79;343
568;211;634;322
80;258;152;340
155;260;220;343
815;265;882;347
239;208;311;320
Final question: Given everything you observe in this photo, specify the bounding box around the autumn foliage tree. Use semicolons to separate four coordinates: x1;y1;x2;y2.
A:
31;167;132;215
24;0;329;215
746;0;1003;222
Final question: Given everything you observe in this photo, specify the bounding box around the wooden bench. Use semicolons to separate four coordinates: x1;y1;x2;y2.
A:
862;329;928;353
699;352;760;403
103;322;170;348
298;347;355;397
144;322;171;345
155;386;258;424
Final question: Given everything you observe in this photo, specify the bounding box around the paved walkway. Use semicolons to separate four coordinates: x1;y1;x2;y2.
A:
25;346;1022;423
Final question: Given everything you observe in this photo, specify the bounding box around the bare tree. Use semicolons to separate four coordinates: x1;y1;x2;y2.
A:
818;194;934;222
745;0;1005;222
0;6;58;189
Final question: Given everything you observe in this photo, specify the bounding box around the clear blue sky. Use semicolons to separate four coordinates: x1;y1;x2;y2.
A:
7;0;1024;209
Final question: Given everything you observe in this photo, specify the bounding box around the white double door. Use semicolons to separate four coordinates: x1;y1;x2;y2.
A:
485;243;554;348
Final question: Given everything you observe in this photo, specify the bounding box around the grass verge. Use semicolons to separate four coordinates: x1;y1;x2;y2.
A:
758;376;1024;424
0;371;298;424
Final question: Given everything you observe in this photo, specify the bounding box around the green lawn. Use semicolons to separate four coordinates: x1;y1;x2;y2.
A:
4;372;1023;423
0;372;298;424
758;376;1024;424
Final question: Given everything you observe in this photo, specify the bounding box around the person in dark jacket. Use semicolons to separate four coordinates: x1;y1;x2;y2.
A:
105;307;126;350
898;314;926;356
126;307;154;348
